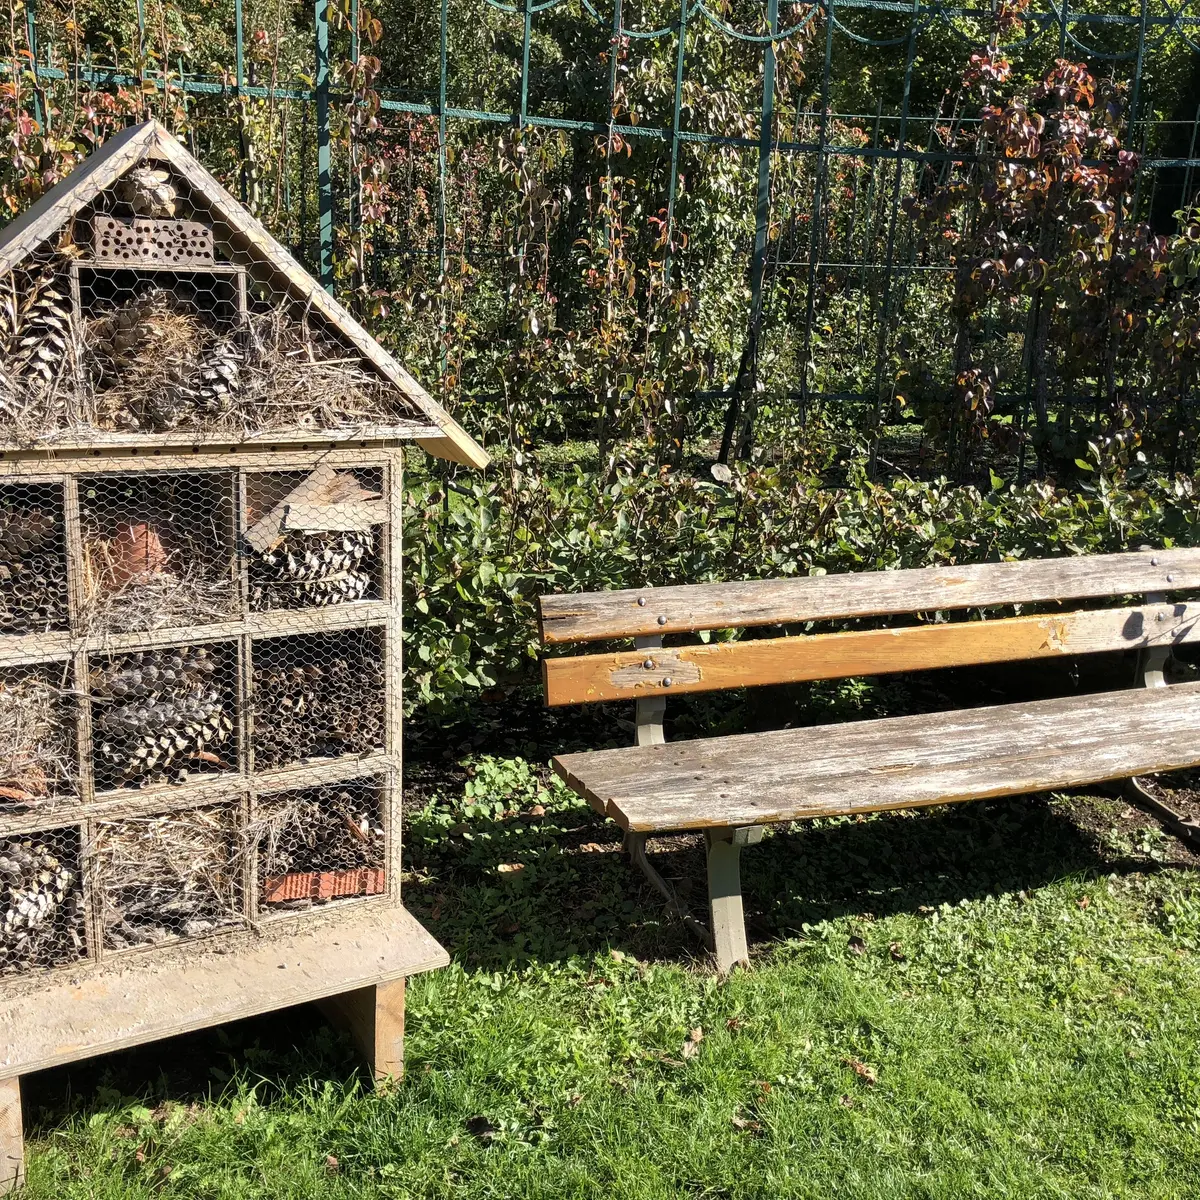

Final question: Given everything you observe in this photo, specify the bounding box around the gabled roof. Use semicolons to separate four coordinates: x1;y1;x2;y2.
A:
0;121;489;468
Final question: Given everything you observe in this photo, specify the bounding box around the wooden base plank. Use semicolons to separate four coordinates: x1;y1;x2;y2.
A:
0;1077;21;1196
320;978;405;1082
0;907;446;1080
554;681;1200;834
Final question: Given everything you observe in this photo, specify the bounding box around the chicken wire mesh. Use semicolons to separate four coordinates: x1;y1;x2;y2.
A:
0;825;86;976
89;642;237;791
79;471;237;633
245;468;384;611
92;804;242;951
0;159;428;443
251;779;386;913
0;482;69;635
250;629;386;772
0;662;77;809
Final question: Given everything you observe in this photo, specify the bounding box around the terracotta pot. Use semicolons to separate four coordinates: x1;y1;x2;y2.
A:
262;867;386;904
108;522;169;585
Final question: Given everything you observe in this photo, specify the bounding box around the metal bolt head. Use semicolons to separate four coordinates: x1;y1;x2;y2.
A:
1151;557;1159;566
657;614;667;626
662;677;673;688
643;658;655;670
1157;612;1166;622
1167;573;1175;583
637;597;647;607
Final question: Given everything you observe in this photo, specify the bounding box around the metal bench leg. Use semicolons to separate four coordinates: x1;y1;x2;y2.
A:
0;1077;22;1195
705;826;763;973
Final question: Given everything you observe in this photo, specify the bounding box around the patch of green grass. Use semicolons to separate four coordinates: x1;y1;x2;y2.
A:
19;757;1200;1199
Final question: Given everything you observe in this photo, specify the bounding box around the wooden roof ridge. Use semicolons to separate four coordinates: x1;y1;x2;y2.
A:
0;121;489;469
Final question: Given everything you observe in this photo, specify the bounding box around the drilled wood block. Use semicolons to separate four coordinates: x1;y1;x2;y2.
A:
91;215;214;267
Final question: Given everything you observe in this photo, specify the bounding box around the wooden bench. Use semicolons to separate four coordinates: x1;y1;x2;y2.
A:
539;547;1200;971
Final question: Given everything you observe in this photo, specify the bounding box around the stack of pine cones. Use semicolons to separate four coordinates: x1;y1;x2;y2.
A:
250;529;376;609
0;494;68;633
91;646;233;786
0;838;82;973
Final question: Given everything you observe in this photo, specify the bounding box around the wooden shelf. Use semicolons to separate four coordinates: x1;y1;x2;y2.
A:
0;904;447;1078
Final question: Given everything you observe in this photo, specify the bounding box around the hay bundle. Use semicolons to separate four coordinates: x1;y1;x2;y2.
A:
0;673;73;805
93;808;240;948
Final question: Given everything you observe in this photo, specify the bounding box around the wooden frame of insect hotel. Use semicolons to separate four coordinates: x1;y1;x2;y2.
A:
0;121;489;1190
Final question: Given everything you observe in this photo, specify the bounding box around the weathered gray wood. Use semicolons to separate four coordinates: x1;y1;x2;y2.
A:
633;635;666;746
706;831;749;972
538;548;1200;644
553;681;1200;833
0;1077;21;1195
0;906;446;1079
543;600;1200;705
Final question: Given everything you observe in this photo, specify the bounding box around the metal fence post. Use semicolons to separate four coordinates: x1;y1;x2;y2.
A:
314;0;334;293
662;0;689;283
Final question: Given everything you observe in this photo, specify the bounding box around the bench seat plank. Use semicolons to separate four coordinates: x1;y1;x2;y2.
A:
553;681;1200;833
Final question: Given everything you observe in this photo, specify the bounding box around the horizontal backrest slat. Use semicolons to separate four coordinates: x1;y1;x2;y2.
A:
537;547;1200;645
542;600;1200;705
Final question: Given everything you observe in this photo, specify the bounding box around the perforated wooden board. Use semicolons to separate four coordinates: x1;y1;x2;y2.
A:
91;214;215;267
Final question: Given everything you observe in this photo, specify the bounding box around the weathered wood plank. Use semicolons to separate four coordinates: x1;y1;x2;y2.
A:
538;548;1200;644
0;1077;20;1195
0;906;446;1079
543;601;1200;705
553;681;1200;833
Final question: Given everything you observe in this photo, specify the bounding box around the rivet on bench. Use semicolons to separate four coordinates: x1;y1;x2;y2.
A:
643;658;655;669
663;677;673;688
1151;557;1159;566
1167;573;1175;583
657;614;667;626
637;597;647;606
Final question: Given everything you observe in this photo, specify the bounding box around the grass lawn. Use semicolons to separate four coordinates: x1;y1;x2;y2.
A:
18;749;1200;1199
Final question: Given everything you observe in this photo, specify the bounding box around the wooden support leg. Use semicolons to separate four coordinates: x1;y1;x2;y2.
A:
318;978;405;1084
705;827;763;973
0;1077;23;1195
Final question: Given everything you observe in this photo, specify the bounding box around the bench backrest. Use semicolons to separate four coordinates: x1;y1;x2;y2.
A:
538;547;1200;708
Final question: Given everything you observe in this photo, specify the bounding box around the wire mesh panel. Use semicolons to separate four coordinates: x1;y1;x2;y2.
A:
89;643;237;791
79;471;236;633
0;482;69;636
245;468;385;611
0;663;77;809
0;826;86;976
252;779;386;914
250;628;386;771
92;804;242;950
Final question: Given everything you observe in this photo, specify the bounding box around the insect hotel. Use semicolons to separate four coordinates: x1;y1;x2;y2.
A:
0;121;488;1188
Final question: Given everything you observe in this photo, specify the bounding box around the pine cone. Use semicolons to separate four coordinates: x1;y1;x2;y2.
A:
92;647;232;786
251;530;375;609
182;339;242;417
7;268;74;389
113;167;178;218
0;839;78;971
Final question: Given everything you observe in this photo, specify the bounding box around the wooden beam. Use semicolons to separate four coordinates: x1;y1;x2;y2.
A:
543;600;1200;705
0;907;446;1079
537;548;1200;645
552;680;1200;834
319;978;405;1082
0;1078;21;1196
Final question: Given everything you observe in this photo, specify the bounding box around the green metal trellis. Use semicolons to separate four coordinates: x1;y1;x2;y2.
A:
13;0;1200;457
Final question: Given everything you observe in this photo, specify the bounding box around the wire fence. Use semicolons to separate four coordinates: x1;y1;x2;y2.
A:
13;0;1200;462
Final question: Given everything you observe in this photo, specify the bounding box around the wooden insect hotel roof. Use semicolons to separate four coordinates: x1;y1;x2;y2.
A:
0;120;488;468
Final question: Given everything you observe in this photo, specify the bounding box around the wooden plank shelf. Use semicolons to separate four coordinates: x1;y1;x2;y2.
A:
0;904;447;1079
